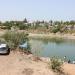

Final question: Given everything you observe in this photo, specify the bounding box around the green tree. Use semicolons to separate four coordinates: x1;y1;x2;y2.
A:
23;18;28;23
49;20;53;26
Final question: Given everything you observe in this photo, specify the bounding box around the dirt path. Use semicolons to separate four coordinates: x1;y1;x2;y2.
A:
0;51;54;75
63;63;75;75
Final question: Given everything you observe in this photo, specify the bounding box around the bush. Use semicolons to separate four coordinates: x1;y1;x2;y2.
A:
51;28;59;33
49;57;63;73
2;31;29;50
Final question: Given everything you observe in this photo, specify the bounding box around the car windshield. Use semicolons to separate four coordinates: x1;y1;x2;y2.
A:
0;47;7;51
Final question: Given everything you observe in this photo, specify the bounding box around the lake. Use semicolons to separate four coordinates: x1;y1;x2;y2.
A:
29;38;75;61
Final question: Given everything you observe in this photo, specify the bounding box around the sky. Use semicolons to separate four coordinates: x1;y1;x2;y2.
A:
0;0;75;21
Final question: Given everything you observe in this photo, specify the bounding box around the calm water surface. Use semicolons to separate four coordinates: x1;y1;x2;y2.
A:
29;38;75;61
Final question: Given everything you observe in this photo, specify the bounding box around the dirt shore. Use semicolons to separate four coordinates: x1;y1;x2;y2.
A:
0;51;75;75
0;51;55;75
0;30;75;40
29;33;75;40
63;63;75;75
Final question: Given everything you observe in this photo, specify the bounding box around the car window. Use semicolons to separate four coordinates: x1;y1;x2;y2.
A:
0;47;7;50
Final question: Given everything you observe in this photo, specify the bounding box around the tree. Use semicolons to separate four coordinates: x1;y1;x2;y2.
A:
70;20;75;25
23;18;28;23
3;21;11;29
34;20;40;29
64;21;70;25
44;22;49;29
49;20;53;26
54;21;61;25
0;21;2;26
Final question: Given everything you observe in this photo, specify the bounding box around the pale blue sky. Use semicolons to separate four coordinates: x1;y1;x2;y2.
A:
0;0;75;21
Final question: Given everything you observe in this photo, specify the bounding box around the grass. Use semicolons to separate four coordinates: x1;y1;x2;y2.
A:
1;31;29;51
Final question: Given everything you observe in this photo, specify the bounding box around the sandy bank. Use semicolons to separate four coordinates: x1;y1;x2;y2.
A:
0;51;75;75
0;51;54;75
63;63;75;75
29;33;75;40
0;30;75;40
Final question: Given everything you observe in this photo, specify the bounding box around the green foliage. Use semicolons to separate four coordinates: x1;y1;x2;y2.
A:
49;57;63;73
0;19;75;33
2;31;29;50
23;18;28;23
51;26;60;33
51;24;64;33
3;21;12;29
51;27;59;33
19;24;28;30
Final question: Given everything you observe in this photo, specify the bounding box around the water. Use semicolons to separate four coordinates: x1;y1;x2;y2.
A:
29;38;75;61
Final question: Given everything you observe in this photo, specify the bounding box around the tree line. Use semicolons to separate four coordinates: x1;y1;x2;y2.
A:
0;18;75;33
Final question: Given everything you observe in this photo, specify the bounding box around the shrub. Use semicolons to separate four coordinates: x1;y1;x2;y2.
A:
51;28;59;33
2;31;29;50
49;57;63;73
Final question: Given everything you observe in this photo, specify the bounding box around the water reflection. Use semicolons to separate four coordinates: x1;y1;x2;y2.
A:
29;38;75;61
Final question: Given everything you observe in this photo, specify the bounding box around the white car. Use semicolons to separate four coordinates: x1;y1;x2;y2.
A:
0;44;10;55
